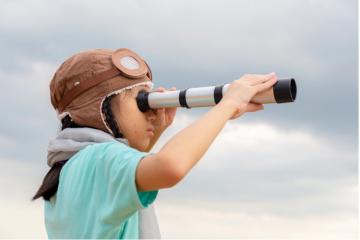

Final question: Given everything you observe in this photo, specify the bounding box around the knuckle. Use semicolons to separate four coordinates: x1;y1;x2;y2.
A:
234;80;243;85
242;74;251;79
244;74;252;78
231;80;242;87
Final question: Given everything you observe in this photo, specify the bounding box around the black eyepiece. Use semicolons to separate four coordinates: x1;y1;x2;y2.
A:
136;91;150;112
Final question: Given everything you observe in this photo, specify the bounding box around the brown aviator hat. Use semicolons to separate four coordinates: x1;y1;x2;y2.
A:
50;48;154;136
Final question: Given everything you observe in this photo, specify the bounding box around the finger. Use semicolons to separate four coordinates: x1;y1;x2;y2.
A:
166;107;177;117
245;73;277;86
155;108;165;114
250;73;276;85
156;87;166;91
255;76;278;92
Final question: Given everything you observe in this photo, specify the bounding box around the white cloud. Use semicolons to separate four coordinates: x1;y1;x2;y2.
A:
0;197;46;238
155;202;357;239
0;158;47;238
154;111;356;176
150;110;357;237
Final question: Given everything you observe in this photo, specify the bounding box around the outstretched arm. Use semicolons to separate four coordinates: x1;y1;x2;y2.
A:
136;100;237;191
136;73;276;191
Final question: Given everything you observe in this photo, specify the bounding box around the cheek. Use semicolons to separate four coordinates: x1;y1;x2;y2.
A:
126;118;147;136
117;100;149;136
131;131;151;151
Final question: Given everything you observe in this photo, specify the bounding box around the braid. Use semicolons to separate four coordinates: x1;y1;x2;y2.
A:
61;115;82;130
102;95;124;138
60;96;124;138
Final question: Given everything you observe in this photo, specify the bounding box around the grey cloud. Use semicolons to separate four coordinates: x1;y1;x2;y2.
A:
0;0;357;146
0;0;357;237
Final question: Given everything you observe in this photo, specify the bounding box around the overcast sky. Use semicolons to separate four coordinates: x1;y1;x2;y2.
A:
0;0;357;238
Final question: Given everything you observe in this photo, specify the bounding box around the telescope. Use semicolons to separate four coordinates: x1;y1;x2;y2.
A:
137;78;297;112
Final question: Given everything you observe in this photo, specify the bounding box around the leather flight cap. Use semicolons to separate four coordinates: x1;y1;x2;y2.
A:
50;48;153;135
57;48;152;113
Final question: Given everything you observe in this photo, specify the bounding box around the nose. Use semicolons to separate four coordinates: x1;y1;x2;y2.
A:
146;109;156;122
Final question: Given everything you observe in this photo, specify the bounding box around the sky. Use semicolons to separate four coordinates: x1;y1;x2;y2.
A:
0;0;358;239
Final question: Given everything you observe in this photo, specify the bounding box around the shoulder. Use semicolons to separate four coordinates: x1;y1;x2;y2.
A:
85;141;144;159
77;141;148;169
61;141;148;186
85;141;130;152
62;141;142;171
77;141;139;158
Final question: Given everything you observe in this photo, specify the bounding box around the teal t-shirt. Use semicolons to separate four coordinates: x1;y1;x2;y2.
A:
45;141;158;239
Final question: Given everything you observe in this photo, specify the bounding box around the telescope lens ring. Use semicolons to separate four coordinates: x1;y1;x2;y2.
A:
273;78;297;103
136;91;150;112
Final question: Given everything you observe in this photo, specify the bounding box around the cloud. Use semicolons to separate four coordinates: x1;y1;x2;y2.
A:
0;199;46;238
0;157;47;238
0;61;58;162
0;0;357;238
155;202;357;239
152;111;357;220
0;0;356;142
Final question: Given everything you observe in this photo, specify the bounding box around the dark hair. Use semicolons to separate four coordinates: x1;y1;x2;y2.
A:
102;95;124;138
32;160;68;201
32;97;123;201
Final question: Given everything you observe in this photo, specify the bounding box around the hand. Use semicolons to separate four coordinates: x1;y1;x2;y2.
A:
221;73;278;120
151;86;177;133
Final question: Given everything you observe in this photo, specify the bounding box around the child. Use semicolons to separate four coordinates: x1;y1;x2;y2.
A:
33;48;277;239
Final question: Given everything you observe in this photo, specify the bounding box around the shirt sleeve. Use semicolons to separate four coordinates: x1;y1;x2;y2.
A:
95;141;158;221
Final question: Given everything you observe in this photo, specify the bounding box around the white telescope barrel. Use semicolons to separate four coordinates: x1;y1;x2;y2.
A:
137;78;296;112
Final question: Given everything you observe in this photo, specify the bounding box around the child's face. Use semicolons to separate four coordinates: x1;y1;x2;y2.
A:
111;85;156;151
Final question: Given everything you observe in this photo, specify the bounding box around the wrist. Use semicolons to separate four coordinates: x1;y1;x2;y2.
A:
217;100;245;119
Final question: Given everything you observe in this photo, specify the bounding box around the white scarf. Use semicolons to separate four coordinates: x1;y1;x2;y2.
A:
47;127;161;238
